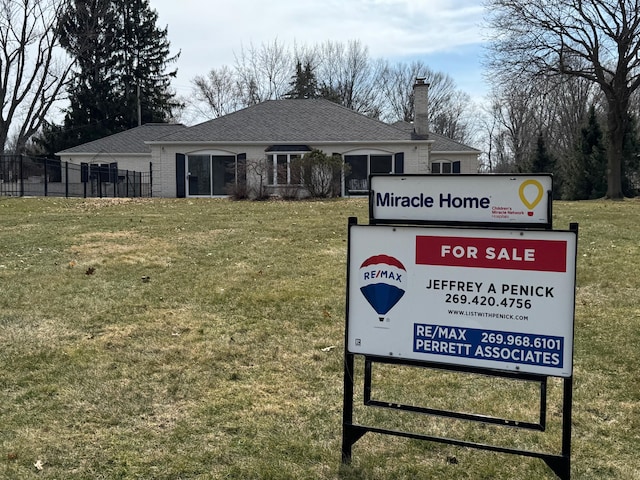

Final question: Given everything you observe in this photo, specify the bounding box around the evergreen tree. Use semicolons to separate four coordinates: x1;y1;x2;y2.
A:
564;106;607;199
43;0;180;152
529;133;563;198
583;108;608;199
114;0;180;127
286;60;318;99
622;114;640;196
530;133;555;173
59;0;121;146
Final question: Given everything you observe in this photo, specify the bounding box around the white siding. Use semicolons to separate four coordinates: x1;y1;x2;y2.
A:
151;141;436;198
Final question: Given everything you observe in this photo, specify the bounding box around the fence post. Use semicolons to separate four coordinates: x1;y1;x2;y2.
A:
65;162;69;197
19;155;24;197
43;158;48;196
149;162;153;197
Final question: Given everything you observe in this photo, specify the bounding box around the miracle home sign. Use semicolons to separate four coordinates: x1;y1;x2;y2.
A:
370;174;553;226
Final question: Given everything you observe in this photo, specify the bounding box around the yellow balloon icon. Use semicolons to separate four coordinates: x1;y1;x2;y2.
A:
519;180;544;212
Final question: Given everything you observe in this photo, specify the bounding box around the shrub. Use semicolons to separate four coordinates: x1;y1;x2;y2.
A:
294;149;346;198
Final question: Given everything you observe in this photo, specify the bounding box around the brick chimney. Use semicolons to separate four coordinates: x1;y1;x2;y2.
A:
413;78;429;137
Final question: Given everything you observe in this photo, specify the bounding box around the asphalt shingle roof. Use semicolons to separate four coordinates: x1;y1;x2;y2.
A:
57;101;480;154
58;123;187;154
391;121;480;153
154;99;413;143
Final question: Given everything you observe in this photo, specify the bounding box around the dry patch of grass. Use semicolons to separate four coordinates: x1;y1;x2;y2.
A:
70;230;177;267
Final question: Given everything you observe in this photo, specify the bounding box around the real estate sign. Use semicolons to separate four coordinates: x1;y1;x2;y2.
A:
347;224;577;377
370;174;553;226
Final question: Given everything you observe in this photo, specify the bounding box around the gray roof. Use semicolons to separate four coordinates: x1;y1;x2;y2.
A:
57;101;480;155
391;121;480;153
58;123;187;154
154;99;414;143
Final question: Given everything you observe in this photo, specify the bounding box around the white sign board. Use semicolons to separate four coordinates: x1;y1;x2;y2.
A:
370;175;552;225
347;224;576;377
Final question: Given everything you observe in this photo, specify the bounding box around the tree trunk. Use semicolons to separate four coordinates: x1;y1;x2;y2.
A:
605;98;627;199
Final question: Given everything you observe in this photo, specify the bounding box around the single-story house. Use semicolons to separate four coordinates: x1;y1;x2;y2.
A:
57;79;481;198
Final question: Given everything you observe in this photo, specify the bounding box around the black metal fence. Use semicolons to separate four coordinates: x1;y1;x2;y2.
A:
0;155;152;198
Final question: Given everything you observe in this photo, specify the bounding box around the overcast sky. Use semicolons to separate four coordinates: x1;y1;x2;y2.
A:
147;0;489;111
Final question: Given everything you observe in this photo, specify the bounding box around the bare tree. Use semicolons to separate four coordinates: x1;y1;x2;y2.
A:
378;60;426;122
486;86;534;172
192;66;242;119
378;60;476;143
0;0;74;153
486;0;640;198
233;39;292;106
316;40;382;117
485;76;565;173
546;73;603;170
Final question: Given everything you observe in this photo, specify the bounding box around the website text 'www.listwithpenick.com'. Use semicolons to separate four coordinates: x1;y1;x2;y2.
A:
447;309;529;322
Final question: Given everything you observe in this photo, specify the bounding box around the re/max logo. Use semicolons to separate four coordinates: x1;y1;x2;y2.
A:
363;270;403;282
376;192;490;209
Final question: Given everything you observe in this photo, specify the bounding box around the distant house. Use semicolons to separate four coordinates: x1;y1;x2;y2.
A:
57;80;480;198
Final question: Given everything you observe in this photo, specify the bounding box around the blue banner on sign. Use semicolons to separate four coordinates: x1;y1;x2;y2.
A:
413;324;564;369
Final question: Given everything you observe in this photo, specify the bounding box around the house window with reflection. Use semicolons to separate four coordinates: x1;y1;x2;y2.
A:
267;153;304;185
185;153;239;197
344;152;403;194
265;145;311;186
431;160;461;174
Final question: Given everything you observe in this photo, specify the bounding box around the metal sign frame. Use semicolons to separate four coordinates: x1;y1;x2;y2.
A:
342;174;576;480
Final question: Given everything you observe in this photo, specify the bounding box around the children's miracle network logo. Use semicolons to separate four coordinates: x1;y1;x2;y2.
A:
359;254;407;316
519;179;544;215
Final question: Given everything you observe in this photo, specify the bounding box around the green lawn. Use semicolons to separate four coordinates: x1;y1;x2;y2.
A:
0;197;638;479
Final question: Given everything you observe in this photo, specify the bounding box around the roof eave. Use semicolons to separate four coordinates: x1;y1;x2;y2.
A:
146;139;434;146
431;149;482;155
56;152;151;157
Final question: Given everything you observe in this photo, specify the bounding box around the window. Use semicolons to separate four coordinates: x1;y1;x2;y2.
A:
431;160;461;174
267;153;303;185
345;153;394;193
186;153;238;196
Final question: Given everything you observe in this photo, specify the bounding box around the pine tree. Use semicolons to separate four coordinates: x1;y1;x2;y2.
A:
114;0;180;127
286;60;318;99
530;133;555;173
59;0;121;146
45;0;180;152
582;108;607;199
564;106;607;199
622;114;640;196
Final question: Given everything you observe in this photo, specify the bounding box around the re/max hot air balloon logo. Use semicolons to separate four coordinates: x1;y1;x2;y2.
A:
359;255;407;321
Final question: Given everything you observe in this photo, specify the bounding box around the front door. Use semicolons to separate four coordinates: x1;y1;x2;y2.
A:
187;155;211;196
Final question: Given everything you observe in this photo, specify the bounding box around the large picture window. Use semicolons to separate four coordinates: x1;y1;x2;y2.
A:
267;153;303;185
344;153;394;194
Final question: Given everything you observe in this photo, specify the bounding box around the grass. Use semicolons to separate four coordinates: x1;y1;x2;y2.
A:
0;196;639;479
